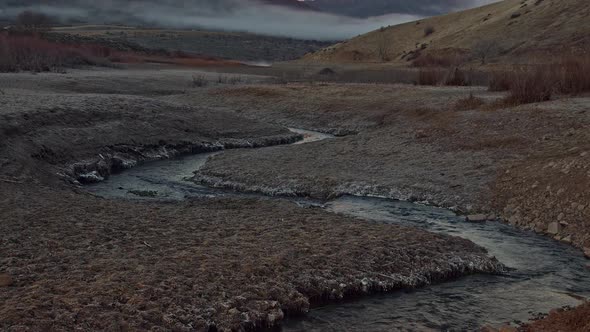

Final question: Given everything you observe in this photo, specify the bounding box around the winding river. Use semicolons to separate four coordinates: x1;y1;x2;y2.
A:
87;129;590;331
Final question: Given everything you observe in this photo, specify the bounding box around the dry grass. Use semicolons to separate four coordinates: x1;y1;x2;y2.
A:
488;71;513;91
303;0;590;65
553;56;590;94
0;32;240;73
210;86;287;97
0;33;109;72
504;67;553;105
417;67;471;86
417;68;444;85
490;56;590;105
454;93;485;111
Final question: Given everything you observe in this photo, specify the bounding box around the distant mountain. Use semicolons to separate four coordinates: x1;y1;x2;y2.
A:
304;0;590;63
312;0;495;17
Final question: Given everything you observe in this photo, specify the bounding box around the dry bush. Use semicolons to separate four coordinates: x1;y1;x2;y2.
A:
0;33;104;72
417;67;472;86
504;67;552;105
487;56;590;105
424;26;435;37
444;67;471;86
488;71;512;91
417;68;443;85
192;75;209;87
553;56;590;94
454;93;485;111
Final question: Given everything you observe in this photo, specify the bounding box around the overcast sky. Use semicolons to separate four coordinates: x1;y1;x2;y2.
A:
0;0;499;40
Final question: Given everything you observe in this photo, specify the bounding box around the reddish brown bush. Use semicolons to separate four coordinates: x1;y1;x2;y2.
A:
487;56;590;105
488;71;512;91
553;56;590;94
0;33;107;72
504;67;553;105
444;67;471;86
417;68;443;85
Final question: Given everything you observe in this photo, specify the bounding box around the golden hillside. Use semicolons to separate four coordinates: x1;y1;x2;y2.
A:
304;0;590;64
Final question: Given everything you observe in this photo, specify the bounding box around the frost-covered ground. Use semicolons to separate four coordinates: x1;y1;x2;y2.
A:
0;68;503;331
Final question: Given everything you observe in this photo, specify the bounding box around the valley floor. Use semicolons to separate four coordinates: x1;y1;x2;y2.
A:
0;66;588;330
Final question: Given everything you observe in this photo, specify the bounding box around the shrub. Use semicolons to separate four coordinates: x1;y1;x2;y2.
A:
553;56;590;94
0;33;100;72
487;56;590;105
504;67;552;104
454;93;485;111
417;68;443;85
488;71;512;91
192;75;209;87
424;26;435;37
444;67;471;86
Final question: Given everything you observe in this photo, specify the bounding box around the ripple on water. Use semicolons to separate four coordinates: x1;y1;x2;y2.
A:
282;196;590;331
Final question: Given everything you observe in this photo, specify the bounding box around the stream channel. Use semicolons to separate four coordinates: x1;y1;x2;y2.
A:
87;128;590;331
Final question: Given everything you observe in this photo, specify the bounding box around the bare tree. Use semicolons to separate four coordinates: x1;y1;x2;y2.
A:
472;40;500;65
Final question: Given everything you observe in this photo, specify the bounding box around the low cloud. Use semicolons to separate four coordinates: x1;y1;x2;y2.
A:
0;0;419;40
0;0;497;40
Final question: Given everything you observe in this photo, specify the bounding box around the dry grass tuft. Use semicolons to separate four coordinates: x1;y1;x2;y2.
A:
454;93;485;111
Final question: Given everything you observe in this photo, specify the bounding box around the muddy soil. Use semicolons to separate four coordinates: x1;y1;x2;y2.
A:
0;69;503;331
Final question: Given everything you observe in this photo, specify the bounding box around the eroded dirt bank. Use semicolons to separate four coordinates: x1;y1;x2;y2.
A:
191;84;590;253
0;69;502;331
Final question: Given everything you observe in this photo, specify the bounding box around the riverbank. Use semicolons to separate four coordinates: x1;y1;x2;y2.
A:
0;68;503;331
189;84;590;253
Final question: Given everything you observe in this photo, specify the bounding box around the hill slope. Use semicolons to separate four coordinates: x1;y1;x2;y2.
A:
304;0;590;64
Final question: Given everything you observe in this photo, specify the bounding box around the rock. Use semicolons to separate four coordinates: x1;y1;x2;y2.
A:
0;274;14;287
466;214;488;222
561;236;572;244
584;247;590;259
547;222;562;235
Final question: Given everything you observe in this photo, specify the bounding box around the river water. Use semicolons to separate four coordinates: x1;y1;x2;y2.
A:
86;129;590;331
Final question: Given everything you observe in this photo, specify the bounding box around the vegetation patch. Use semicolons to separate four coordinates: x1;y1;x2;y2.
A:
454;93;485;111
488;56;590;105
